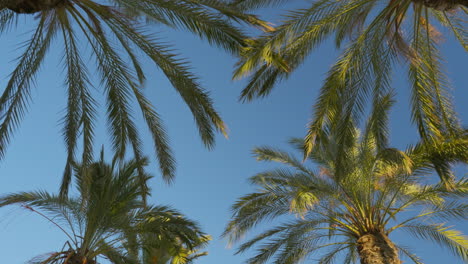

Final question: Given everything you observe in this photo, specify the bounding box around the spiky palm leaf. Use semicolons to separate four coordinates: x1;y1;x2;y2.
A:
0;155;209;264
224;97;468;263
0;0;267;198
231;0;467;171
135;229;211;264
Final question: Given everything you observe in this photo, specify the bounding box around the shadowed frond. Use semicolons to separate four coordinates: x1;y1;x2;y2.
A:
0;0;260;198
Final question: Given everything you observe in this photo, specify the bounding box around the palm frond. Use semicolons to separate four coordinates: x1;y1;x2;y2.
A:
304;2;401;158
362;92;395;152
395;244;424;264
236;0;375;100
0;9;15;34
253;146;313;174
402;223;468;261
408;10;460;142
99;11;227;148
432;9;468;52
115;0;248;54
229;0;289;10
58;9;97;197
0;12;57;159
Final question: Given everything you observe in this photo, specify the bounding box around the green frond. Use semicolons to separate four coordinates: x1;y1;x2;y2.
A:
375;148;414;177
342;244;359;264
408;9;461;142
64;4;157;199
252;146;313;175
0;12;57;160
425;202;468;221
407;134;468;185
0;190;62;208
249;230;351;264
305;3;401;158
224;191;290;243
402;223;468;261
395;245;424;264
99;243;133;264
248;168;334;200
362;92;395;152
407;133;468;185
136;205;209;252
432;10;468;52
317;243;353;264
131;87;176;184
115;0;248;54
243;225;330;264
78;5;179;184
58;9;97;197
186;0;274;31
236;0;376;101
229;0;289;10
98;12;227;148
235;224;291;254
391;202;468;234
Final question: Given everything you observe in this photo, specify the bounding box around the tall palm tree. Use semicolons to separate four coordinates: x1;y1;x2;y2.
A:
0;0;268;198
0;155;208;263
224;95;468;263
231;0;467;162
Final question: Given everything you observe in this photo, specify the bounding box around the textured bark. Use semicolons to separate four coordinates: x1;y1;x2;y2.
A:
5;0;65;13
412;0;468;10
65;256;97;264
357;232;401;264
63;251;97;264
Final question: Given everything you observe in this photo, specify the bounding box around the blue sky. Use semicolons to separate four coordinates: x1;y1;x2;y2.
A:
0;2;467;263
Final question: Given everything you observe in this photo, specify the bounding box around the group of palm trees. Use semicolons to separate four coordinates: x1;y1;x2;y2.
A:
0;0;466;263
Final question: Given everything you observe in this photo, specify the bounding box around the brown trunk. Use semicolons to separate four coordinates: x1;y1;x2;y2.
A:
412;0;468;10
5;0;66;14
357;232;401;264
64;252;97;264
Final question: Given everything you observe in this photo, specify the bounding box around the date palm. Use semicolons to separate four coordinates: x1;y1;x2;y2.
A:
0;155;208;264
224;95;468;263
231;0;467;165
0;0;267;198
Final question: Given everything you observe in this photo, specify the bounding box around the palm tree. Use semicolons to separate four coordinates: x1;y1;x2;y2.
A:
0;0;268;198
0;155;209;264
231;0;467;162
224;95;468;263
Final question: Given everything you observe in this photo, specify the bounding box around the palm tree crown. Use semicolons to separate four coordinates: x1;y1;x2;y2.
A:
224;98;468;263
136;231;211;264
0;155;209;264
231;0;467;160
0;0;268;197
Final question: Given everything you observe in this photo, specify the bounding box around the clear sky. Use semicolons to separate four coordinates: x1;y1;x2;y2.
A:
0;3;466;264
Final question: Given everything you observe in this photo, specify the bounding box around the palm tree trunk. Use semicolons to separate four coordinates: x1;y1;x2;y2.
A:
4;0;64;13
413;0;468;10
357;232;401;264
